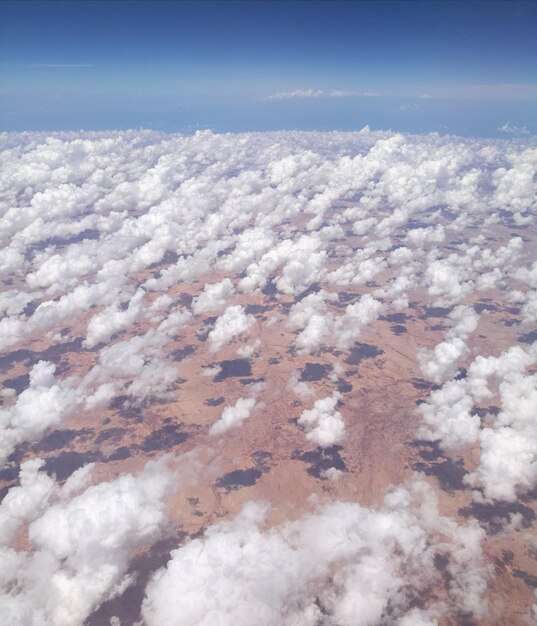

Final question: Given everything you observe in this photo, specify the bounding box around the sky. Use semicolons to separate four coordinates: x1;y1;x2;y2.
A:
1;0;536;136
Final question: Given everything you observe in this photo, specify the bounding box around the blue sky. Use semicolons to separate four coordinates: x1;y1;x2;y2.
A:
1;1;536;136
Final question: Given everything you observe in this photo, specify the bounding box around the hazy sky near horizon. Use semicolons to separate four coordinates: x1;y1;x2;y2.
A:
1;0;536;136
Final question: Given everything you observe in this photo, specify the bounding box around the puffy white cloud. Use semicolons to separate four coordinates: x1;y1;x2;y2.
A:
334;294;383;349
298;395;345;447
0;361;78;464
418;305;479;384
84;287;145;348
192;278;235;314
419;344;537;502
208;305;255;352
142;481;487;626
210;397;257;435
0;455;189;626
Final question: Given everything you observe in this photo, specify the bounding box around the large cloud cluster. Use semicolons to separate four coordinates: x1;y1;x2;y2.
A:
0;455;189;625
142;481;487;626
419;344;537;502
0;128;536;623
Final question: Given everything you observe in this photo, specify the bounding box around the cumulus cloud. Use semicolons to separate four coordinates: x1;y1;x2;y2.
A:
298;394;345;447
142;480;488;626
210;397;257;435
418;305;479;384
0;361;78;463
208;305;255;351
84;287;145;348
419;344;537;502
192;278;235;314
0;455;194;625
1;127;536;622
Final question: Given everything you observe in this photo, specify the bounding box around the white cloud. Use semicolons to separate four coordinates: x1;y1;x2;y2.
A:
268;89;324;100
498;122;530;135
208;305;255;352
142;480;487;626
210;397;257;435
192;278;235;314
0;455;194;626
298;395;346;447
0;361;78;464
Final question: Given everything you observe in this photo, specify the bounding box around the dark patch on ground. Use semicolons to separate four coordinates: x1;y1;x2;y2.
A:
147;250;179;270
139;423;189;453
0;464;20;482
292;445;347;479
196;316;218;341
205;396;225;407
338;292;356;304
178;292;193;307
170;344;195;361
503;319;520;327
35;428;93;452
94;427;127;445
459;500;536;534
300;362;332;381
108;395;144;419
337;381;353;393
213;359;252;381
406;219;430;230
474;302;499;314
424;307;452;318
269;357;280;365
239;377;265;385
22;301;40;317
454;367;467;380
296;283;321;301
0;486;11;503
45;450;104;481
472;406;500;421
38;337;85;362
413;458;467;491
2;374;30;394
86;534;187;626
0;349;33;373
107;446;131;461
513;569;537;588
411;440;443;461
518;329;537;344
380;312;407;324
390;324;407;335
346;343;384;365
244;304;269;315
411;440;467;491
261;280;278;297
215;468;264;491
251;450;272;471
410;378;435;389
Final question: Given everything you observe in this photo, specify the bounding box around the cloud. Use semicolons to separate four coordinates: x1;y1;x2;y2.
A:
0;125;536;624
498;122;530;136
0;455;195;625
192;278;235;314
208;305;255;351
0;361;78;464
210;397;257;435
142;480;488;626
268;89;324;100
298;394;345;447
